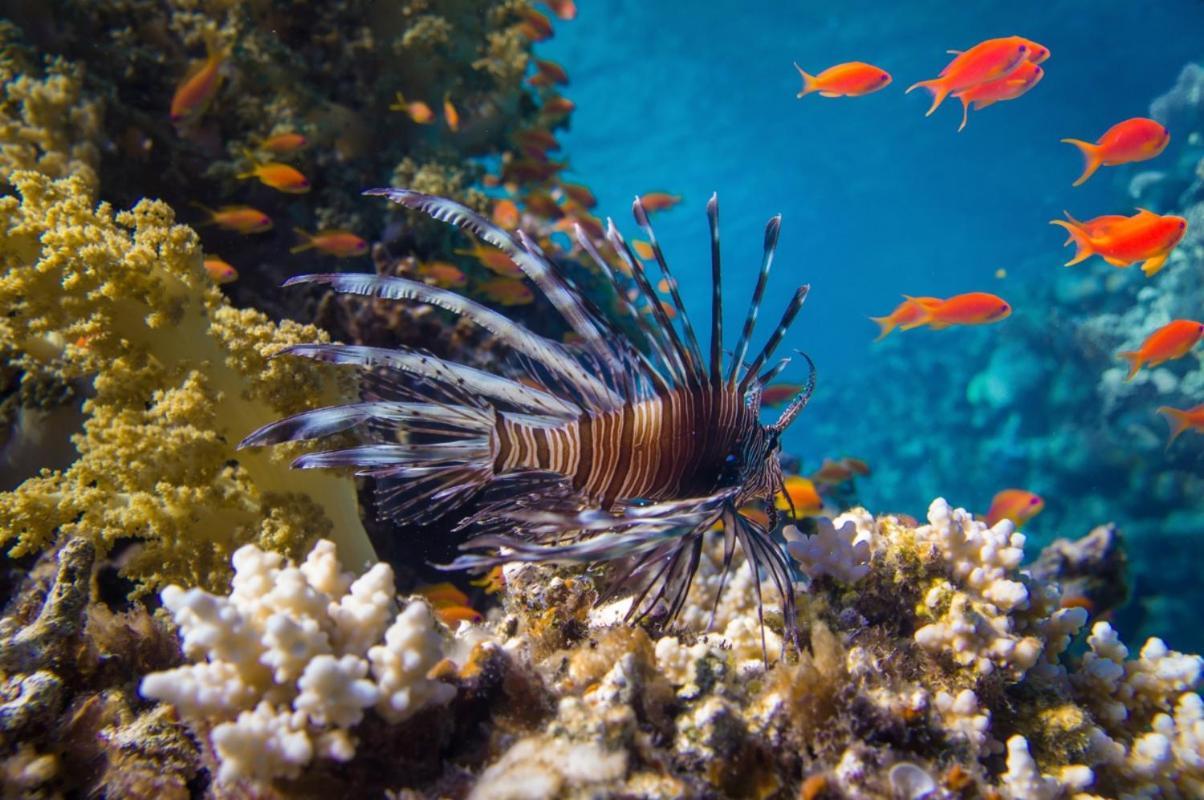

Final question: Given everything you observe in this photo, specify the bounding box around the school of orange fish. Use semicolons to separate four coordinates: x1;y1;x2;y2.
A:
173;20;1201;533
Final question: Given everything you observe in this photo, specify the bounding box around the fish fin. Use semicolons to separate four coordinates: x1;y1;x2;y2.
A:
188;201;217;224
927;320;951;331
289;227;315;253
1157;406;1191;448
706;193;723;384
905;78;950;116
897;295;935;330
946;49;963;55
1141;254;1168;277
870;314;896;341
1060;210;1085;244
1117;350;1144;381
1103;255;1129;268
1061;138;1102;187
727;215;782;385
957;96;970;132
819;91;841;97
1049;220;1095;266
793;63;816;98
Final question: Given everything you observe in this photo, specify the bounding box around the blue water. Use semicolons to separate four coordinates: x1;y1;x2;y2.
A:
543;1;1204;645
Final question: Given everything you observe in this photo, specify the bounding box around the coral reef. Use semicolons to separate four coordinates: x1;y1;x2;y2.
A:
0;172;368;590
142;499;1204;798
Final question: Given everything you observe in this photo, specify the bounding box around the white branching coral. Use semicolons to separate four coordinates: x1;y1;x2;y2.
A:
140;539;456;784
783;512;871;584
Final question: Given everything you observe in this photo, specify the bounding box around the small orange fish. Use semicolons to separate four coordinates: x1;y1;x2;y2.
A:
1157;403;1204;447
457;241;524;278
290;228;369;258
907;36;1034;116
632;239;655;260
390;92;435;124
1052;208;1187;276
504;158;568;184
1060;595;1096;614
545;0;576;20
542;96;575;117
435;605;483;625
1062;118;1169;187
774;475;823;517
953;61;1043;132
638;192;682;213
258;131;308;154
416;581;470;607
237;162;311;194
515;7;554;41
523;190;564;219
911;292;1011;329
514;128;560;157
203;256;238;284
420;261;468;288
737;505;771;528
1117;320;1204;380
793;61;892;98
559;182;596;209
530;59;569;87
985;489;1044;528
479;276;535;306
492;198;521;229
870;296;943;339
470;565;506;594
193;203;273;234
761;383;804;408
170;32;228;123
810;458;853;485
844;457;871;476
444;94;460;132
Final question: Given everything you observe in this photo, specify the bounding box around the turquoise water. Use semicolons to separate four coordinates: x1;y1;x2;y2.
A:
544;1;1204;646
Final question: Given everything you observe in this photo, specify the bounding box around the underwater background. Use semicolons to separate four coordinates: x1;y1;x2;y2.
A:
545;0;1204;651
2;0;1204;796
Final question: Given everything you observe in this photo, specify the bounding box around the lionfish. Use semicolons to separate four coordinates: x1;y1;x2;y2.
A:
241;189;815;652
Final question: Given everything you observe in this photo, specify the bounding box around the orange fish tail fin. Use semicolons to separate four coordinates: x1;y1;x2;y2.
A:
1117;350;1144;381
898;295;935;330
793;63;817;98
289;227;315;254
906;78;949;117
1157;406;1191;448
1049;219;1095;266
189;201;217;225
870;314;896;342
1061;138;1102;187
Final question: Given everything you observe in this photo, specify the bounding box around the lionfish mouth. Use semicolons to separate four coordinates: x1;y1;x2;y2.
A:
240;188;816;657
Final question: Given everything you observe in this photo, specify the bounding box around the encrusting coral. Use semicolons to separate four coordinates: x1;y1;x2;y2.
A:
142;497;1204;798
0;171;371;591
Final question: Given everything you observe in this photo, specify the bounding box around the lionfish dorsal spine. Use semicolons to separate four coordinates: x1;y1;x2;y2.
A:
727;214;782;386
706;192;723;385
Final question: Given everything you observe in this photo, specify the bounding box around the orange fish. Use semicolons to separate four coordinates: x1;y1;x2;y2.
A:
457;241;524;278
545;0;576;20
1058;212;1128;245
761;383;804;408
435;605;483;625
774;475;823;517
638;192;682;213
523;190;564;219
632;239;655;260
1117;320;1204;380
907;36;1033;116
1051;208;1187;276
793;61;892;98
515;7;554;41
844;457;871;476
810;458;854;485
290;228;369;258
170;32;228;123
193;204;273;234
941;36;1050;69
985;489;1044;528
492;198;521;229
530;58;569;87
444;94;460;132
910;292;1011;329
237;162;310;193
870;296;943;339
420;261;468;288
470;565;506;595
479;276;534;306
390;92;435;124
203;256;238;284
559;182;596;209
258;131;308;154
542;96;575;116
1062;117;1169;187
416;581;470;607
953;61;1043;132
1158;404;1204;447
514;128;560;157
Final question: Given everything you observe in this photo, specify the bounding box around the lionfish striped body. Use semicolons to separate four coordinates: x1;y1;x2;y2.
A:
242;188;815;653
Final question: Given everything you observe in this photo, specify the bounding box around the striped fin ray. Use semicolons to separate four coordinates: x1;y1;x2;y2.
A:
240;401;489;448
278;343;580;418
727;215;782;385
364;188;625;381
573;224;673;397
725;507;799;659
293;441;493;472
631;197;705;385
738;284;810;393
770;351;817;433
757;358;791;387
284;273;620;408
373;464;494;526
706;193;723;385
605;220;691;388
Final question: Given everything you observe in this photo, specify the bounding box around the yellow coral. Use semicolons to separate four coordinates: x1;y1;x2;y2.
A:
0;172;373;591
